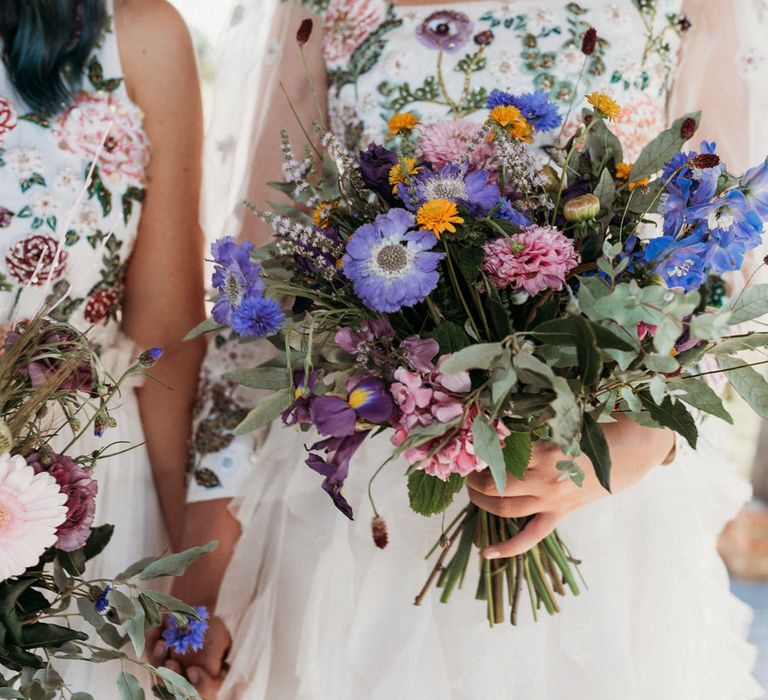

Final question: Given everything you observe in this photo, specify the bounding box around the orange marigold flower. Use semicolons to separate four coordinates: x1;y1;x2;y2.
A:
388;158;422;193
312;201;337;229
416;199;464;238
615;162;649;191
489;105;534;142
586;91;621;122
387;112;420;139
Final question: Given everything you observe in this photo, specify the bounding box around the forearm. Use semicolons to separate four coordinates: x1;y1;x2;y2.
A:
136;337;205;551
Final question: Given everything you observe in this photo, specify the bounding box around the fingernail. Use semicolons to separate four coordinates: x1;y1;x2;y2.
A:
187;668;200;684
484;548;500;559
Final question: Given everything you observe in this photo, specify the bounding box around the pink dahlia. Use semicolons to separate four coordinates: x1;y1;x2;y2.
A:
27;451;97;552
416;119;498;172
0;453;67;581
483;225;580;296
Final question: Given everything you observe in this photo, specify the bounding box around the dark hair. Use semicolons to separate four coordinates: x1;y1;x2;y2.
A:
0;0;107;116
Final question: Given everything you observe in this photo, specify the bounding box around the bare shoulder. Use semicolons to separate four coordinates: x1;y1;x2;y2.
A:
113;0;198;106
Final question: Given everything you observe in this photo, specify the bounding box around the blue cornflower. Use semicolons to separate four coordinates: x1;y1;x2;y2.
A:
138;347;163;368
230;296;285;337
342;208;444;313
740;156;768;218
401;163;500;216
486;89;561;132
493;198;531;227
211;236;265;326
644;230;709;291
95;586;111;614
162;606;209;655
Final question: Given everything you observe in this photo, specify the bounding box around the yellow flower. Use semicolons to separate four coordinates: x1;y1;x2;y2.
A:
489;105;534;143
312;201;337;229
387;112;419;139
586;91;621;122
388;158;422;193
615;162;650;191
416;199;463;238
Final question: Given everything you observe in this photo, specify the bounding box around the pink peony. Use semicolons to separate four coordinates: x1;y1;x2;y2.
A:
27;452;97;552
416;119;498;172
483;225;580;296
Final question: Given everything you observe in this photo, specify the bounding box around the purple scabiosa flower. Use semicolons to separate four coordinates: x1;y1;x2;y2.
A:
230;296;284;338
162;606;209;655
644;231;709;291
27;451;98;552
342;209;444;313
282;370;318;426
401;163;500;217
95;586;111;613
306;431;369;519
486;90;561;132
210;236;265;326
359;143;399;204
416;10;472;52
740;156;768;218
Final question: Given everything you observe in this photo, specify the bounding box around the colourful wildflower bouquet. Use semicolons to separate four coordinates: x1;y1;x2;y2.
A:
196;28;768;624
0;315;209;699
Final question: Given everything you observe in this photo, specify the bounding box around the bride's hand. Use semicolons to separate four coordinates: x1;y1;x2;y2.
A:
466;414;675;559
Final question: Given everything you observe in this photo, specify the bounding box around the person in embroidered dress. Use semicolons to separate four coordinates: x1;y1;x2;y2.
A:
0;0;206;694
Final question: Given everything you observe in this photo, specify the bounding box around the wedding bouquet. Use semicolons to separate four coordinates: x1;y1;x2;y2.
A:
196;36;768;624
0;315;210;699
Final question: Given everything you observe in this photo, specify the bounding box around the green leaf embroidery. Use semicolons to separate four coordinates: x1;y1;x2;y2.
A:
86;165;112;217
122;186;146;224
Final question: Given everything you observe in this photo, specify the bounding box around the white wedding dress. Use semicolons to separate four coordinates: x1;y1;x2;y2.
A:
192;1;768;697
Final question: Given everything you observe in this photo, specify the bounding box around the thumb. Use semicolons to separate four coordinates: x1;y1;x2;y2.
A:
187;666;224;699
482;512;560;559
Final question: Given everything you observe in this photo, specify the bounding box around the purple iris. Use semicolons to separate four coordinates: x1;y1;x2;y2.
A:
486;90;562;132
416;10;473;52
310;376;395;438
306;431;369;519
644;230;709;291
688;189;763;274
211;237;265;326
282;370;318;426
359;143;399;205
401;163;500;217
740;157;768;219
342;209;444;313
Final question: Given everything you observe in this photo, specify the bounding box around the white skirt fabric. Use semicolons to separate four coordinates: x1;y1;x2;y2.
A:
216;422;762;700
57;335;169;695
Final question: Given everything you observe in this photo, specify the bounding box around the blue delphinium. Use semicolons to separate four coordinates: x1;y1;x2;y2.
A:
401;163;500;216
211;236;265;326
230;296;285;337
644;230;709;291
162;606;209;655
493;198;531;227
342;209;444;313
486;89;561;132
740;157;768;218
95;586;111;614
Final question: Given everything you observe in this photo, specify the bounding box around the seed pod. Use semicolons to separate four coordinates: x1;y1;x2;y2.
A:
680;117;697;140
540;165;561;192
563;193;600;222
296;18;313;46
371;515;389;549
581;27;597;56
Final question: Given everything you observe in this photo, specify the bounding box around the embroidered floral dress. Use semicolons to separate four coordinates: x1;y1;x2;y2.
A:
0;2;167;694
197;2;762;699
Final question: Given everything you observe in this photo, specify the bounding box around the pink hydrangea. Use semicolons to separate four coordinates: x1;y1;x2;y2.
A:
416;119;498;172
26;452;97;552
483;225;580;296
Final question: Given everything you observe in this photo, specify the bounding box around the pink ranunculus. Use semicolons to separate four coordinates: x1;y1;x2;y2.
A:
391;368;433;415
483;225;580;296
26;452;97;552
416;119;499;173
54;92;149;181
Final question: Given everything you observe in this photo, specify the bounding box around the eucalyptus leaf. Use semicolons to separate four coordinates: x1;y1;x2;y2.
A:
138;542;217;580
620;386;642;412
154;668;201;700
107;589;135;624
712;332;768;355
644;354;679;373
580;413;612;492
547;377;582;449
472;414;507;494
116;556;160;581
556;460;584;487
71;694;96;700
653;316;682;356
720;355;768;418
593;168;616;214
124;598;146;657
728;285;768;324
667;378;733;423
235;388;292;435
491;363;517;410
439;342;504;375
407;471;464;516
222;367;290;390
117;671;145;700
629;111;700;181
183;317;223;341
514;351;555;388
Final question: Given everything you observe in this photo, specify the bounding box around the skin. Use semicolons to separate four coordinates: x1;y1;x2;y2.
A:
114;0;206;551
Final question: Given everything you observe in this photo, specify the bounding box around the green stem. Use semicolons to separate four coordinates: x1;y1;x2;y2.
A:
480;510;494;626
442;238;482;340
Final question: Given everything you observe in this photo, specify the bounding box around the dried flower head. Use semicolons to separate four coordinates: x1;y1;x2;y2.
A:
296;18;313;46
687;153;720;170
680;117;697;140
371;515;388;549
581;27;597;56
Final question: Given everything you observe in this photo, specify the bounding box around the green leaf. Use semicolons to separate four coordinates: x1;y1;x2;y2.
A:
71;694;96;700
571;316;601;389
235;388;292;435
491;362;517;409
407;471;464;516
456;246;485;283
667;378;733;423
107;589;135;623
588;117;623;169
20;622;87;649
141;591;199;619
728;284;768;324
711;332;768;354
514;351;555;388
0;690;24;699
82;523;114;561
222;366;290;390
138;541;217;580
117;671;145;700
439;342;504;374
653;316;683;356
184;317;224;341
638;393;698;448
430;321;471;354
76;596;106;632
502;432;532;480
124;597;146;657
593;168;616;214
472;413;507;494
556;460;584;487
116;555;160;580
720;355;768;418
580;413;612;491
644;353;679;373
630;111;700;181
154;667;202;699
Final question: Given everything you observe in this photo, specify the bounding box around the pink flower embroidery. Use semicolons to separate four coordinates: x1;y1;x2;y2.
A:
54;92;149;180
322;0;385;68
0;97;18;140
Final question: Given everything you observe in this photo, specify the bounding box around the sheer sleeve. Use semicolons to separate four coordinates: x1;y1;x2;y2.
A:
188;0;326;503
